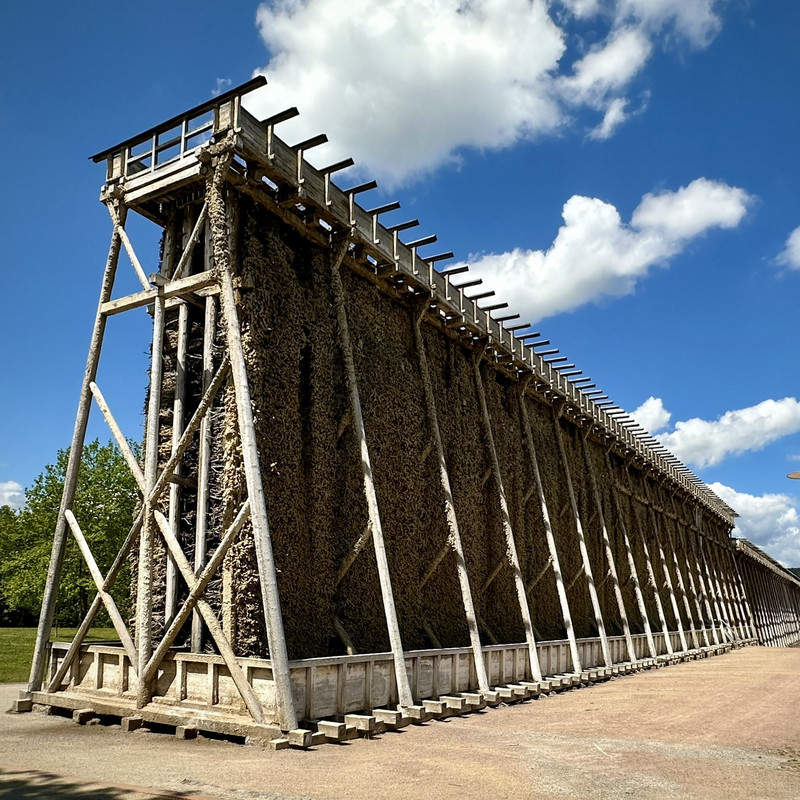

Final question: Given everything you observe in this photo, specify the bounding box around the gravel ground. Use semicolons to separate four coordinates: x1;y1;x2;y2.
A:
2;646;799;800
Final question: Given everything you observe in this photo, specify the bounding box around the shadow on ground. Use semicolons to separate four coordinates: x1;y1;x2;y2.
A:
0;769;202;800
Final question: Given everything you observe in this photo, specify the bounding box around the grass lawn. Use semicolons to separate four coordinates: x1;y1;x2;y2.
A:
0;626;118;683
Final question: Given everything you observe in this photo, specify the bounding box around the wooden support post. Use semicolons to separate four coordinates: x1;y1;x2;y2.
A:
694;520;731;643
208;154;297;730
165;300;190;627
652;485;698;649
519;391;581;672
624;466;672;655
192;295;217;652
28;205;126;695
670;497;709;647
642;481;687;652
472;348;542;681
329;238;414;709
608;461;656;658
580;432;635;663
136;287;166;707
413;304;489;692
552;406;611;667
685;519;720;645
718;541;749;638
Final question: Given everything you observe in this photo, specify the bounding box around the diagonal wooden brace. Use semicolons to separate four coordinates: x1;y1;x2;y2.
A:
143;501;251;684
152;510;265;723
108;204;150;291
89;381;145;492
336;522;372;585
48;512;142;692
64;510;139;676
148;355;231;504
171;202;208;281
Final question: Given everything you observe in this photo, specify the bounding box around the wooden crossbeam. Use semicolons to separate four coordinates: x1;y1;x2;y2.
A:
333;617;357;655
47;513;142;692
99;270;217;317
153;510;265;723
482;557;506;594
143;501;251;684
64;511;139;675
566;566;585;593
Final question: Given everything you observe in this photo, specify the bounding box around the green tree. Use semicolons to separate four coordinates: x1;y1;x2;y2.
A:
0;440;139;626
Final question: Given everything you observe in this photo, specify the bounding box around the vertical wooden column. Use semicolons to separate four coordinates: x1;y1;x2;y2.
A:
625;466;672;655
580;431;636;663
747;562;768;643
551;405;611;667
518;387;582;673
661;509;700;649
28;204;126;694
330;240;414;708
755;567;777;644
610;457;656;658
412;308;489;692
165;301;189;627
164;210;192;628
472;349;542;682
670;497;710;647
207;154;297;730
643;480;687;652
192;293;217;652
136;290;166;707
684;511;720;645
716;542;748;638
696;526;732;642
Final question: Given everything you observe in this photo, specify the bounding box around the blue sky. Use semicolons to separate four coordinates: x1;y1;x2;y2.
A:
2;1;800;563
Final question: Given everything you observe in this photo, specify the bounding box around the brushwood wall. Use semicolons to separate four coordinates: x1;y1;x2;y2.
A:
138;190;737;661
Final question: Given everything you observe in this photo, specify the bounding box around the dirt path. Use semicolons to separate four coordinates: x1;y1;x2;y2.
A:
2;646;799;799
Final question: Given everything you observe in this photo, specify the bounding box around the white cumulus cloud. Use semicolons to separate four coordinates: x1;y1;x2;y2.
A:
631;396;671;433
776;225;800;270
656;398;800;469
0;480;24;510
249;0;729;185
709;482;800;567
251;0;566;185
616;0;722;46
461;177;751;321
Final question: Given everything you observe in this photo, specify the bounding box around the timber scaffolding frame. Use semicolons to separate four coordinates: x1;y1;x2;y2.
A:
15;77;777;748
735;538;800;647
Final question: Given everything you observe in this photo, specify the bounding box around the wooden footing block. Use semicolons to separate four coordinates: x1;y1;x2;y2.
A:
482;691;501;706
344;714;377;732
422;700;448;717
402;705;428;722
288;729;314;748
72;708;95;725
310;731;327;746
121;716;143;733
460;692;486;710
538;679;553;692
269;738;290;750
519;682;541;697
506;684;529;698
372;709;410;729
496;687;515;701
317;720;347;740
439;695;468;712
176;726;197;741
11;698;32;713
